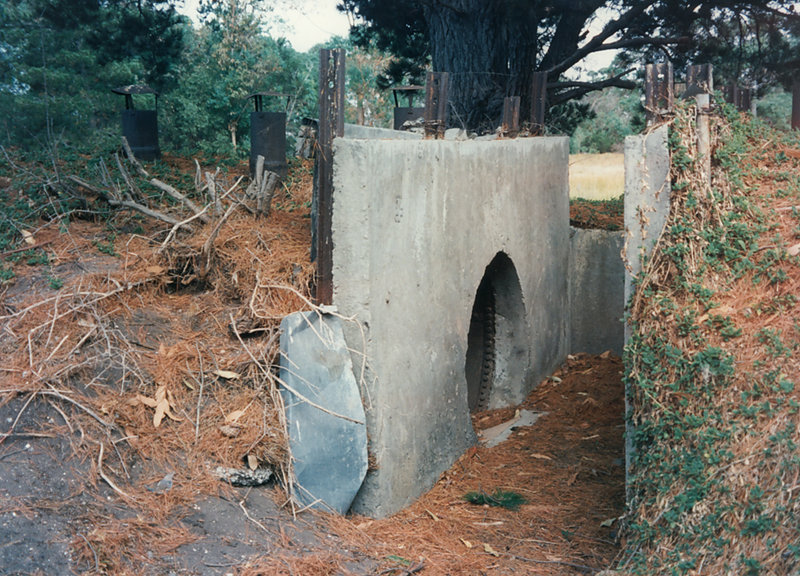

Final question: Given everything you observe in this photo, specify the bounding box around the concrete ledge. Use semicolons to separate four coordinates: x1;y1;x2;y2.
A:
343;123;423;140
330;136;570;517
569;228;625;356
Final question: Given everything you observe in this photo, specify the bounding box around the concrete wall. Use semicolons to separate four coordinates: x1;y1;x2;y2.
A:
569;228;625;356
331;136;570;517
623;125;671;491
623;126;671;327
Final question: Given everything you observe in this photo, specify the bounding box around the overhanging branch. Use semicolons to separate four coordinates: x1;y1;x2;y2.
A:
548;69;638;105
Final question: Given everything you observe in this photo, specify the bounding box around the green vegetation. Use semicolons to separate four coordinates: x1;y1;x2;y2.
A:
623;99;800;575
464;489;527;511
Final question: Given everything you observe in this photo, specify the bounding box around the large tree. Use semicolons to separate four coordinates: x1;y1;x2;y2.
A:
339;0;800;131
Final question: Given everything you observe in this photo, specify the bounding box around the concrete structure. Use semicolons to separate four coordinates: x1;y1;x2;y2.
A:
623;126;671;336
622;125;671;489
569;228;625;356
330;136;571;517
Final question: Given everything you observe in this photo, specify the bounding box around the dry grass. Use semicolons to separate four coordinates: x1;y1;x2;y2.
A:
0;156;317;573
569;153;625;200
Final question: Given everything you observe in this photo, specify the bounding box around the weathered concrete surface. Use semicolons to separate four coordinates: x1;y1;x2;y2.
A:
343;123;422;140
331;137;570;517
623;125;671;493
569;228;625;356
624;126;671;327
280;311;368;514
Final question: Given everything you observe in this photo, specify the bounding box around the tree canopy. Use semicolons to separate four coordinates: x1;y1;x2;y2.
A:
339;0;800;130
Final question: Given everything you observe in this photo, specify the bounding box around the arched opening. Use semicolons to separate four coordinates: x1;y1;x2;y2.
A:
465;252;528;412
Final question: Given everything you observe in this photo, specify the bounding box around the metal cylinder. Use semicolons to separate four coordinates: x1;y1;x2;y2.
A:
121;109;160;161
250;111;287;178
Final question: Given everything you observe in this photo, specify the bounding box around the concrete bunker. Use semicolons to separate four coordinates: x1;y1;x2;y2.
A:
466;251;528;412
329;134;571;517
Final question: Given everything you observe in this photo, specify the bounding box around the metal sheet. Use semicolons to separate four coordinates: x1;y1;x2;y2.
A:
279;311;368;514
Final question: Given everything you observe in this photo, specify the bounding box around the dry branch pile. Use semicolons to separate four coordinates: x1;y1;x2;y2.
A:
0;149;316;572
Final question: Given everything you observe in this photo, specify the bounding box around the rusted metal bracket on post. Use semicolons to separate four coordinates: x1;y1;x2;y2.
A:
688;63;713;184
424;72;449;139
530;72;547;136
315;48;345;305
502;96;520;138
644;62;674;126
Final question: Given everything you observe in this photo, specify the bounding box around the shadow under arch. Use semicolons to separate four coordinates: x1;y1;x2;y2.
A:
465;251;529;412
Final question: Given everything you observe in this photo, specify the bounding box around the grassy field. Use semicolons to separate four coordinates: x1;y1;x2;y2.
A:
569;153;624;200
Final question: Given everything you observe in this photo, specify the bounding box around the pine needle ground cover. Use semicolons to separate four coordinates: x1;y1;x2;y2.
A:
623;101;800;575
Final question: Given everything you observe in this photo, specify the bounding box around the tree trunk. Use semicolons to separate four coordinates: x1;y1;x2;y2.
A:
423;0;538;131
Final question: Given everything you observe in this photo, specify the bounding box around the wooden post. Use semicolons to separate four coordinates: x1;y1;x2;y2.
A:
530;71;547;136
424;72;449;139
502;96;520;138
644;62;674;126
738;87;752;113
688;64;713;184
315;48;345;305
793;81;800;131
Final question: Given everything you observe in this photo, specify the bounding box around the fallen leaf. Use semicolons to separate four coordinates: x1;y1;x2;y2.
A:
146;265;165;275
460;538;472;549
788;243;800;257
219;424;241;438
21;230;35;245
600;517;617;528
226;408;247;424
356;521;373;530
134;394;158;408
425;508;439;522
483;543;500;557
247;454;259;470
213;370;240;380
530;453;552;460
132;385;181;427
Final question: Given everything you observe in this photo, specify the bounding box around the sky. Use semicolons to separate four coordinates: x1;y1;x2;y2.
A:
179;0;351;53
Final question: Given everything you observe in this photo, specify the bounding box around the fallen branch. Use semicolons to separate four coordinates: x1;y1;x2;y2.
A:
120;136;149;178
40;387;113;428
97;442;136;501
0;240;53;258
150;178;209;223
108;198;181;226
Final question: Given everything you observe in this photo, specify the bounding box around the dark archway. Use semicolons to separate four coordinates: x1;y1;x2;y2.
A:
465;252;528;412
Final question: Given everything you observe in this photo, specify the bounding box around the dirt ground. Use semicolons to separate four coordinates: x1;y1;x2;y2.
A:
0;156;625;575
0;353;624;575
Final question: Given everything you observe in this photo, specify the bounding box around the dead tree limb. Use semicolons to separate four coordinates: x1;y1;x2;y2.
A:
149;178;210;223
114;152;143;202
107;198;182;226
120;136;149;178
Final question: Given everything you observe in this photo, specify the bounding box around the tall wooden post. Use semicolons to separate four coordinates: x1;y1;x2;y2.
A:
502;96;520;138
424;72;449;139
644;62;674;126
530;71;547;136
315;48;345;305
793;81;800;131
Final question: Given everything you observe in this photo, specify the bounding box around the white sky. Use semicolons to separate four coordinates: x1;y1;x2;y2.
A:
179;0;351;53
